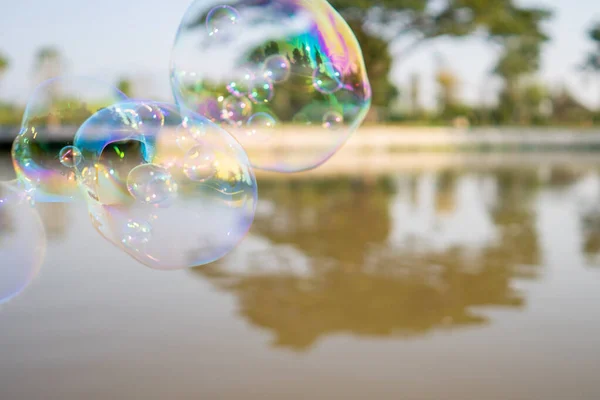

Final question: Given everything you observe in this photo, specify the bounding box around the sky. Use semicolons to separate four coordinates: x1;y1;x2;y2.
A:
0;0;599;109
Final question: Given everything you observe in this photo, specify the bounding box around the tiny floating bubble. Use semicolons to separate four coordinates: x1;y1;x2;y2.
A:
59;146;83;168
246;112;276;142
122;219;152;250
222;96;253;125
263;55;291;83
206;5;240;36
322;111;344;130
126;164;178;205
248;77;274;104
313;63;343;94
183;144;217;182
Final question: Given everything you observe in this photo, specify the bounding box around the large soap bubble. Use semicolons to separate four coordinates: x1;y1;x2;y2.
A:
11;76;128;202
171;0;371;172
0;181;46;304
73;101;257;270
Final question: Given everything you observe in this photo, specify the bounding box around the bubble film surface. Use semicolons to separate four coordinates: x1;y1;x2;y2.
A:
0;181;46;304
11;76;128;202
171;0;371;172
74;101;257;270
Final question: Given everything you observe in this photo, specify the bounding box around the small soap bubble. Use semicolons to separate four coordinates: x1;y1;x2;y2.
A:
206;5;240;36
136;103;165;134
58;146;83;168
263;55;291;83
183;144;217;182
126;164;178;205
226;70;254;98
313;63;343;94
247;112;276;142
121;219;152;250
248;77;274;104
322;111;344;130
222;96;253;125
175;123;204;151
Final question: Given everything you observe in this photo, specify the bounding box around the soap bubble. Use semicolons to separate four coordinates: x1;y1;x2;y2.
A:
263;55;291;83
322;111;343;130
0;181;46;304
248;77;274;104
127;164;178;205
58;146;83;168
11;76;128;202
246;112;276;142
121;219;152;250
206;5;240;36
74;101;257;270
313;63;343;94
183;144;217;182
171;0;371;172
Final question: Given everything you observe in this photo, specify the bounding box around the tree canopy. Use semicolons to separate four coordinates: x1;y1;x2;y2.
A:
330;0;552;118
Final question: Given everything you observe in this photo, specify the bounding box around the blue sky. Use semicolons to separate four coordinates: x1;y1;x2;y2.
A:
0;0;599;109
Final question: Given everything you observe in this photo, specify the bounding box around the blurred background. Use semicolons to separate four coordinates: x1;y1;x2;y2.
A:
2;1;600;399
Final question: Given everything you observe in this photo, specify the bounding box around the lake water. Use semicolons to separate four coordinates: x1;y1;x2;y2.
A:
1;153;600;399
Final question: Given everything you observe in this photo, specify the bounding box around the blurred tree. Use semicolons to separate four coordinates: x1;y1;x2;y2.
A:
493;37;546;124
0;53;8;77
409;72;421;116
436;67;459;116
34;47;63;82
117;78;133;97
330;0;552;119
330;0;551;122
581;22;600;111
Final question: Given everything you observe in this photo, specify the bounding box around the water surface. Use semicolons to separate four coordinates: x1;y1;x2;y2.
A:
1;154;600;399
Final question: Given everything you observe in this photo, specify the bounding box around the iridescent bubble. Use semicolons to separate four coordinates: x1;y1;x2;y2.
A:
312;63;343;94
248;77;274;104
127;164;178;205
263;55;291;83
171;0;371;172
136;103;165;134
121;219;152;250
183;144;217;182
222;96;252;125
175;122;205;152
206;5;240;36
246;112;276;142
226;70;254;98
74;101;257;270
58;146;82;168
0;181;46;304
11;76;127;201
322;111;344;130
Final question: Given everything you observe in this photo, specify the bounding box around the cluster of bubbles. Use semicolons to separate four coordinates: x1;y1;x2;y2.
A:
1;0;370;304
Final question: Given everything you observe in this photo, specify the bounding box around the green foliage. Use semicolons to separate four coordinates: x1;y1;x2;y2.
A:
582;22;600;72
117;78;133;97
0;53;8;73
330;0;551;122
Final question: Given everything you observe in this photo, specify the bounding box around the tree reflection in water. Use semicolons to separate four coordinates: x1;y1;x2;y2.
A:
192;170;544;350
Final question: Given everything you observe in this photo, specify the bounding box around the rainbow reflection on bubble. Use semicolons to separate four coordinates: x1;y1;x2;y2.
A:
11;76;128;202
171;0;371;172
73;101;257;270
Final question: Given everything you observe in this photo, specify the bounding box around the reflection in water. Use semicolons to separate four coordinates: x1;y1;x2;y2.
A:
191;169;552;350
